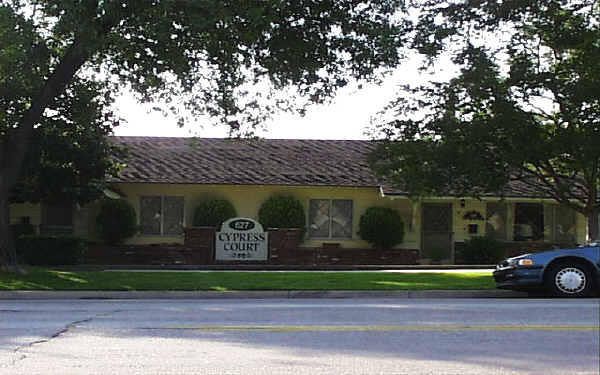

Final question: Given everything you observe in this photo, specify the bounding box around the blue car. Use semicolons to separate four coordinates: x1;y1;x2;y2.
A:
493;243;600;297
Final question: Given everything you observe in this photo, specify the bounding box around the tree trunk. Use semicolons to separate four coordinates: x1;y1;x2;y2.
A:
588;209;599;242
0;185;18;272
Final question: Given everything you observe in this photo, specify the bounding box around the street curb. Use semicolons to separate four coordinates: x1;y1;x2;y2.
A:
0;289;528;300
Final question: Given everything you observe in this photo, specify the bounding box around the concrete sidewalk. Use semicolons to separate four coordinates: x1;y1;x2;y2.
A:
0;289;529;300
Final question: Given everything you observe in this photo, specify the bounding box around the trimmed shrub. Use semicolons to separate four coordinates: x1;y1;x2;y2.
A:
17;236;87;265
459;235;506;264
96;199;138;244
358;207;404;249
258;195;305;229
193;199;237;227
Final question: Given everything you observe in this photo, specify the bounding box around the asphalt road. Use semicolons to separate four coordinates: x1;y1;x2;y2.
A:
1;298;599;374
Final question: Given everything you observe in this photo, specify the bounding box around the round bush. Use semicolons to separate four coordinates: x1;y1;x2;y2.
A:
358;207;404;249
96;199;138;244
258;195;305;229
458;235;506;264
193;199;237;227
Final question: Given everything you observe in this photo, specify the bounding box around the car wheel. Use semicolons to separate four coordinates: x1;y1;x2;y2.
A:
545;261;593;297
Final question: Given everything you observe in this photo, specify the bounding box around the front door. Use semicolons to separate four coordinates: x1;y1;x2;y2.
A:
421;203;453;263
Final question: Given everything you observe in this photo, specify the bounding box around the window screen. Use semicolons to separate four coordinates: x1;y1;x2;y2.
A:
140;196;183;235
140;196;162;235
163;196;184;235
486;202;507;241
549;204;576;243
309;199;352;239
331;200;353;238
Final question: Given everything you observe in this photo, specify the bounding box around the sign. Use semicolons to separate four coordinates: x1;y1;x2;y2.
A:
215;218;268;261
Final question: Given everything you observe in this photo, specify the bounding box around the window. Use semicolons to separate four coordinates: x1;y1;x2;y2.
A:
309;199;353;239
486;202;576;242
140;196;184;235
41;202;73;235
545;204;576;243
514;203;544;241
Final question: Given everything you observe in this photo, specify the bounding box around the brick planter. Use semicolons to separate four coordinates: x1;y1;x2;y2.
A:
313;247;419;265
184;227;216;264
86;227;419;266
268;228;304;263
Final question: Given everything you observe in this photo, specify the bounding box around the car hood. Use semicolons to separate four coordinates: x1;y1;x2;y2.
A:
526;246;599;262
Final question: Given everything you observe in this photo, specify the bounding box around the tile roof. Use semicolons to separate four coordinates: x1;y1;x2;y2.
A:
110;136;555;199
110;137;381;188
380;180;554;199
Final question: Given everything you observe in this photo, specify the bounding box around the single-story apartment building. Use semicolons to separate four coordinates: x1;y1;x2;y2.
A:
9;136;590;264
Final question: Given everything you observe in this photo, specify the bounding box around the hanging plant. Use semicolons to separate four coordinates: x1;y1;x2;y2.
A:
463;210;484;221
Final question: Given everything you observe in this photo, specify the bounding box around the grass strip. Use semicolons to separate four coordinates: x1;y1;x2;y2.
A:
0;268;495;291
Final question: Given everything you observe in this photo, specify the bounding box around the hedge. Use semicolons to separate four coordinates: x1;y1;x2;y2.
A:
17;236;87;265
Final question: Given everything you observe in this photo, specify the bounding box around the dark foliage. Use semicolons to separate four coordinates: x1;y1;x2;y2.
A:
17;236;87;265
358;206;404;249
193;199;237;227
96;199;138;244
458;236;506;265
258;195;305;229
10;222;35;240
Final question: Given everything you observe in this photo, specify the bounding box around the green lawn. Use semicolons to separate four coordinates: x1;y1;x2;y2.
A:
0;268;495;291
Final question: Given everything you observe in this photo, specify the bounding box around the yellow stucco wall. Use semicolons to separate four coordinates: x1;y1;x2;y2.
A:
95;183;418;249
453;199;487;242
11;186;588;250
9;203;41;228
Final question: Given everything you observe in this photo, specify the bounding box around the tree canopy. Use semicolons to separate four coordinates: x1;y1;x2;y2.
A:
10;80;124;205
0;0;407;269
369;0;600;240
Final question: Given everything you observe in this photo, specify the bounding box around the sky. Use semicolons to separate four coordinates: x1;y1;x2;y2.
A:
112;74;402;140
112;57;455;140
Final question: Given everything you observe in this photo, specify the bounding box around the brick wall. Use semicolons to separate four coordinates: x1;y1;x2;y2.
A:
86;227;419;265
86;244;200;265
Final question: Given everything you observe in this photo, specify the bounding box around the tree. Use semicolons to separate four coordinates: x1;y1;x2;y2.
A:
369;0;600;241
0;1;406;270
11;81;124;206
